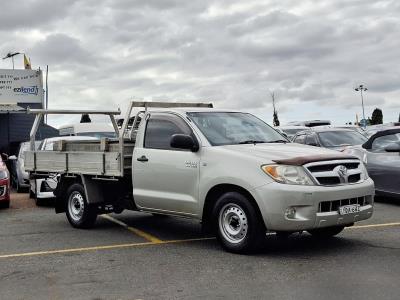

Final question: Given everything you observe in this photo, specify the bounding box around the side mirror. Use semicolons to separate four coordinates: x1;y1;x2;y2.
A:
170;134;199;152
8;155;17;160
384;144;400;152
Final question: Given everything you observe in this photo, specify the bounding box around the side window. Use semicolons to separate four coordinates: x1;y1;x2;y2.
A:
144;114;193;150
371;134;400;151
44;142;54;151
305;134;318;146
294;134;306;144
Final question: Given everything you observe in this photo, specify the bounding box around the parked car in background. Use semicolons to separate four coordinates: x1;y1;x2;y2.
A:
286;120;331;127
364;123;400;137
292;128;368;151
59;123;117;138
30;136;98;205
316;125;368;138
8;141;41;192
275;126;311;140
344;128;400;199
0;154;10;209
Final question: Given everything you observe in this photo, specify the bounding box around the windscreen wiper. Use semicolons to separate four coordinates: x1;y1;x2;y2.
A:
267;139;288;143
238;140;266;144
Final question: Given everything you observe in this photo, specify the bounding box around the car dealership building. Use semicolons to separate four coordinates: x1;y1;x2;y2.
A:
0;69;58;154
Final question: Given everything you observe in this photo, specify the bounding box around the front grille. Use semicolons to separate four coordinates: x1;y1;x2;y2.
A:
0;185;6;197
307;162;359;173
318;196;371;213
304;159;363;186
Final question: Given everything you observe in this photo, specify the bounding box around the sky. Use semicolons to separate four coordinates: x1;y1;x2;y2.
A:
0;0;399;127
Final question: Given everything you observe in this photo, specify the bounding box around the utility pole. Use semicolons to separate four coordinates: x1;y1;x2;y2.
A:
355;84;367;127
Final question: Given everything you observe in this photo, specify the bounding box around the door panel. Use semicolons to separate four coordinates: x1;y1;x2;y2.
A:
133;148;200;215
367;152;400;194
132;112;201;216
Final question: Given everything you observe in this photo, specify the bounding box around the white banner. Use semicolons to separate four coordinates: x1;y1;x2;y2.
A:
0;69;44;104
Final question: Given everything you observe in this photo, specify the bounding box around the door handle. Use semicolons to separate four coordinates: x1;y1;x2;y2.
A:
137;155;149;162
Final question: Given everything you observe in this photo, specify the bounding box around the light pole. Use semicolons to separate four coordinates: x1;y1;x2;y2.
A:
355;84;367;127
2;52;21;69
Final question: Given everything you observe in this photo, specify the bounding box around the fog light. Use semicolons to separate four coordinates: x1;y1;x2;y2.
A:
285;207;296;219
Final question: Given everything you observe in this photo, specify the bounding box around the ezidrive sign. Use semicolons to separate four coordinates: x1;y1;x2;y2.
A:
0;69;44;104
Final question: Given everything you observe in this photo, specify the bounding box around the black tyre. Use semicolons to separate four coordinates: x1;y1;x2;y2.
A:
0;201;10;209
34;194;45;207
66;183;97;229
307;226;345;238
16;181;22;193
213;192;265;254
29;188;35;199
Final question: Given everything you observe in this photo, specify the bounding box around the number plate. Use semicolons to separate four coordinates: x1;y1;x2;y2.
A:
339;204;360;215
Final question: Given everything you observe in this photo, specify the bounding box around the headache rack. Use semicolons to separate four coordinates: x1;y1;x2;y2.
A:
25;101;213;178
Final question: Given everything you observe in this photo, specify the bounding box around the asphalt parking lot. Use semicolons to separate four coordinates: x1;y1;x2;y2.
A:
1;192;400;300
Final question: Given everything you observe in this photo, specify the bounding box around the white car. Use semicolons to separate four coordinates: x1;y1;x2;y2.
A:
59;123;117;138
8;141;41;192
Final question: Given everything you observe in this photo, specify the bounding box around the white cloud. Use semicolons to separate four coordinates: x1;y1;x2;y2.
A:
1;0;399;125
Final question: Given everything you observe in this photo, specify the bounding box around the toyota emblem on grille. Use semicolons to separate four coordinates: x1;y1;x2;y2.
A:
334;165;348;183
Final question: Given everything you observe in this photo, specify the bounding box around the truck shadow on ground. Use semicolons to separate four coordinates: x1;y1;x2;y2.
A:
375;197;400;206
103;212;364;257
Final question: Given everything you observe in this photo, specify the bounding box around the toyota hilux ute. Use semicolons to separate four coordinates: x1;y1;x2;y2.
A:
25;102;374;253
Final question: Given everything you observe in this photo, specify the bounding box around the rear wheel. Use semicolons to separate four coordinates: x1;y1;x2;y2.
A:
0;201;10;209
66;183;97;229
16;181;22;193
307;226;345;238
213;192;265;254
29;188;35;199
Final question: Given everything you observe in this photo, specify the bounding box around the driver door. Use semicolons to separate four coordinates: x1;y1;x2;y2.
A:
132;113;201;216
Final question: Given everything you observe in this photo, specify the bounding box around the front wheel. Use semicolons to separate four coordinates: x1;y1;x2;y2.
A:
66;183;97;229
213;192;265;254
307;226;345;238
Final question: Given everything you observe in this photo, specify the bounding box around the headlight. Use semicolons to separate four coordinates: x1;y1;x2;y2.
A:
360;162;369;180
262;164;315;185
0;170;8;180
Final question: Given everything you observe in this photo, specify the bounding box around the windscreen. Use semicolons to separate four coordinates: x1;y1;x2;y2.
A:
318;131;367;147
187;112;286;146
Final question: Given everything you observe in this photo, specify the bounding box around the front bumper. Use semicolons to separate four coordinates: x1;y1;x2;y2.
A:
253;178;375;232
0;179;10;202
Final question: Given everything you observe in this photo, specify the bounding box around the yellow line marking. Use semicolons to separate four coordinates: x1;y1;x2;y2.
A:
100;214;163;243
1;221;399;260
0;237;216;259
347;222;400;229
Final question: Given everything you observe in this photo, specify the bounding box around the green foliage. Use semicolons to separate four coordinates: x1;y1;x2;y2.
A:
273;111;280;127
80;114;91;123
370;108;383;125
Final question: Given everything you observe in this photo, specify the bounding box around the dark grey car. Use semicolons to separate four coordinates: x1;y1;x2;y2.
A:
292;128;368;151
344;128;400;198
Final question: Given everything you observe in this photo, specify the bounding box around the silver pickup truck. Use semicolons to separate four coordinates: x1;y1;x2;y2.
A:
25;101;374;253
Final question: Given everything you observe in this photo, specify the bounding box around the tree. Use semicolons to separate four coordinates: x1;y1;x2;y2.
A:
371;108;383;125
271;92;280;127
80;114;91;123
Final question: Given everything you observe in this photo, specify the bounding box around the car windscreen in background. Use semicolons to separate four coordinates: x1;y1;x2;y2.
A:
318;131;368;147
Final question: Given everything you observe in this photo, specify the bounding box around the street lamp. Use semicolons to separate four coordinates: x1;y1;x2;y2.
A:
355;84;367;127
2;52;22;69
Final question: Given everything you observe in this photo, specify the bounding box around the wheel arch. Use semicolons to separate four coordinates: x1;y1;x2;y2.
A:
54;175;83;213
201;183;265;232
